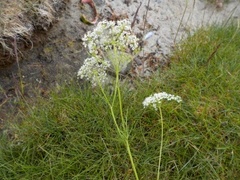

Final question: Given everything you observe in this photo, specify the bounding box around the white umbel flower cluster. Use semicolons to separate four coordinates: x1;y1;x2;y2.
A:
143;92;182;110
77;56;111;87
78;19;139;86
82;19;139;55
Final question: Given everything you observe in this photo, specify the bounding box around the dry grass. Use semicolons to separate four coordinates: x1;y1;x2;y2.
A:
0;0;67;66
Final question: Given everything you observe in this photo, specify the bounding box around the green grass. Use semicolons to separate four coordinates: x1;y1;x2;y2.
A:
1;23;240;179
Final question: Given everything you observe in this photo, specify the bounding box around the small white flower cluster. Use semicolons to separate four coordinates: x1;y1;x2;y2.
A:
78;19;139;86
143;92;182;110
82;19;139;55
77;56;111;87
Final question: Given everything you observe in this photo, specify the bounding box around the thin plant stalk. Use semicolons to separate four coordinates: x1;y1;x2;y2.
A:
78;20;140;179
98;83;122;135
143;0;151;34
142;0;151;56
157;105;164;180
174;0;188;44
13;36;24;94
125;139;139;180
114;59;139;180
113;48;125;129
97;49;139;180
113;56;139;180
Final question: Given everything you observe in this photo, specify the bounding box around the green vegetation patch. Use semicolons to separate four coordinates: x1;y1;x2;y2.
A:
1;23;240;179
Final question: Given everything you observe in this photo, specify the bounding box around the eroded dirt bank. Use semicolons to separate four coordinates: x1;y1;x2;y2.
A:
0;0;95;124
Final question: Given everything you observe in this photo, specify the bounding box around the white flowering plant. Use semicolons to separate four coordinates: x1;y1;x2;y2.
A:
143;92;182;180
77;56;110;87
143;92;182;111
78;19;139;87
82;19;139;55
78;19;140;179
77;19;183;180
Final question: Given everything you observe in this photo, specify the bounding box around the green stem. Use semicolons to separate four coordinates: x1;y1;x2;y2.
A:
112;68;119;106
157;105;164;180
113;48;138;179
112;46;125;128
98;82;122;135
117;78;125;129
110;106;122;136
98;46;139;179
125;140;139;180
